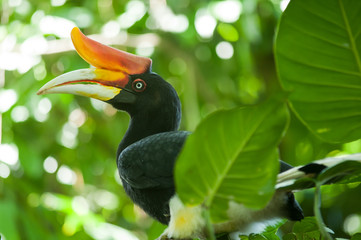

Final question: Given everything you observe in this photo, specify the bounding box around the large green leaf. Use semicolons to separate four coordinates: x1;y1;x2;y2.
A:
175;99;289;221
275;0;361;143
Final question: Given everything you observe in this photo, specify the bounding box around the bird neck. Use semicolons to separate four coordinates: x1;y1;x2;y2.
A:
117;106;181;157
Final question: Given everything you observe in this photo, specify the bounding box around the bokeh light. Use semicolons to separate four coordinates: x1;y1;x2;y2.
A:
11;106;29;122
60;122;78;149
212;0;243;23
0;163;10;178
56;165;77;185
43;156;58;174
0;144;19;166
40;16;76;38
195;9;217;39
216;41;234;59
0;89;17;113
280;0;290;11
344;214;361;235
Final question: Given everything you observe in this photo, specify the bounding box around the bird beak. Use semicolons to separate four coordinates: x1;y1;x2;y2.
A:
37;27;152;102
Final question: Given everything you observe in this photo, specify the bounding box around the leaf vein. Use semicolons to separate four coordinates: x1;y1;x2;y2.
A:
339;0;361;75
304;113;361;123
301;4;345;30
279;51;361;77
285;75;361;90
224;173;268;180
354;28;361;41
204;141;220;176
214;193;231;201
291;98;361;104
286;21;349;50
205;107;274;208
186;178;208;199
343;120;361;137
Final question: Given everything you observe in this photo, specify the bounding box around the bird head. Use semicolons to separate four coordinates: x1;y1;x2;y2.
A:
37;27;180;119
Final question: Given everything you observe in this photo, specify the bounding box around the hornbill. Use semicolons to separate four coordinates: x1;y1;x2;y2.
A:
38;27;350;239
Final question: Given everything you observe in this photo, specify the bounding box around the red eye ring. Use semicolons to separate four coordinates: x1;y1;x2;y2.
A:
132;79;147;92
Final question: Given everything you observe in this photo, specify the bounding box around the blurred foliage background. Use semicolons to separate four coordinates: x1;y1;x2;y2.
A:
1;0;361;239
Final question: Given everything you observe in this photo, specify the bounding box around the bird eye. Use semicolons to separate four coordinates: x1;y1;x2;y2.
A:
132;79;146;92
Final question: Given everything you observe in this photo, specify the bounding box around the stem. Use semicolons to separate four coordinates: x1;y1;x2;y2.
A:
202;207;216;240
314;182;333;240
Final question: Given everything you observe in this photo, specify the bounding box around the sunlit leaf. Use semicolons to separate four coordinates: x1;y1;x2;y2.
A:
275;0;361;143
260;220;285;240
4;0;361;238
175;99;289;221
239;220;285;240
217;23;239;42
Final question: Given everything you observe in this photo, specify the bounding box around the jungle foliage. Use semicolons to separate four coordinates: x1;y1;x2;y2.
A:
1;0;361;239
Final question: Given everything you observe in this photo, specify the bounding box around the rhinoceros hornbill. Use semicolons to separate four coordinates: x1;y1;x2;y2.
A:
38;27;314;239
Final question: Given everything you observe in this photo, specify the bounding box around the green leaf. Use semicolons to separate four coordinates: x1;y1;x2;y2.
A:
239;234;268;240
317;160;361;184
290;217;334;239
260;220;285;240
351;233;361;240
291;217;322;240
249;234;268;240
282;233;297;240
175;99;289;221
293;217;319;233
238;220;284;240
217;23;239;42
275;0;361;143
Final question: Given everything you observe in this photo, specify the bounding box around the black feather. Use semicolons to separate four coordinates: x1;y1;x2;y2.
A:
284;192;304;221
299;163;327;175
118;131;190;224
280;161;294;173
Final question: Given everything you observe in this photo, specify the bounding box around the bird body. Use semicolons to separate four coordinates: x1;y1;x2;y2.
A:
118;131;190;224
38;27;305;239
